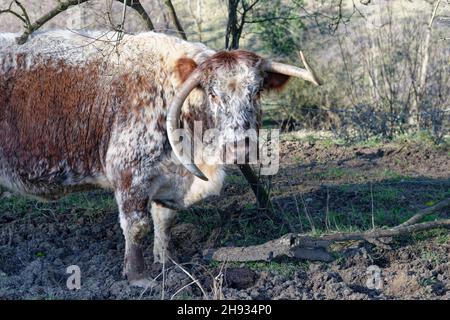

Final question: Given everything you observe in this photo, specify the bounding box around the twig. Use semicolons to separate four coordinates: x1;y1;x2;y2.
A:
0;0;31;28
399;198;450;227
170;280;198;300
299;193;316;233
168;257;209;300
117;0;154;31
325;186;331;231
370;182;375;230
10;0;154;45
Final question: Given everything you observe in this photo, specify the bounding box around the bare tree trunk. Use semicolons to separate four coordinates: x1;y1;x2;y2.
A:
225;0;259;50
163;0;187;40
225;0;240;50
408;0;441;131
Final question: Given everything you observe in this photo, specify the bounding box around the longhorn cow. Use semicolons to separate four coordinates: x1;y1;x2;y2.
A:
0;31;320;282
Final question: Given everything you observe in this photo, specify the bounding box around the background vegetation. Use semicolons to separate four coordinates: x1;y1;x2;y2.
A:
1;0;449;142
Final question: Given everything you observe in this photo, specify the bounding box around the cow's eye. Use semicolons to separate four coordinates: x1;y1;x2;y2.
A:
209;92;218;100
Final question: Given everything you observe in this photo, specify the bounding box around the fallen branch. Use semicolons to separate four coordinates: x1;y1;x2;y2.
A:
399;197;450;227
0;0;155;45
205;198;450;263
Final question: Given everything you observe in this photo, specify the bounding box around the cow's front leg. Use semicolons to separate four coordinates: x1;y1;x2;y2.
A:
151;202;177;263
116;191;150;281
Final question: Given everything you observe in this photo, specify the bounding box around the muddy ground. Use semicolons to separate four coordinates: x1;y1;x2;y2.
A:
0;135;449;300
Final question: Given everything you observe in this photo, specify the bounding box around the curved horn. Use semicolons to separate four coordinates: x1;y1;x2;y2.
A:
264;51;322;86
166;70;208;181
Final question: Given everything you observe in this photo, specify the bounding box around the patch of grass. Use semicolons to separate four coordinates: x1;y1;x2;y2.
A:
233;217;287;246
411;228;449;243
233;260;309;278
435;232;450;245
420;249;446;266
355;136;385;148
172;291;195;300
419;276;438;288
0;190;116;221
320;137;346;148
373;187;399;203
243;203;255;210
0;195;34;217
393;131;438;147
280;131;341;146
317;168;347;179
225;174;246;185
35;251;46;258
379;169;408;181
179;207;222;237
313;168;364;181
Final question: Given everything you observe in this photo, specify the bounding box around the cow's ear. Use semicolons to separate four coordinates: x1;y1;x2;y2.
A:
175;57;198;83
263;72;290;91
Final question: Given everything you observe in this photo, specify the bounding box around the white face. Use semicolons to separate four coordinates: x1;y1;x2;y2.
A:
204;63;264;151
188;50;287;165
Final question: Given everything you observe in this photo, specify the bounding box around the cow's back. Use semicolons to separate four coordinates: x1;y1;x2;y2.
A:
0;30;214;199
0;32;120;197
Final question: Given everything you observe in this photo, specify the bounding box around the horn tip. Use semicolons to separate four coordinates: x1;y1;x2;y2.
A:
195;172;209;181
188;164;209;181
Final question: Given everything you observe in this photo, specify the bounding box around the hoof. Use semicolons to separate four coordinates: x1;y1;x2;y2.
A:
127;272;156;289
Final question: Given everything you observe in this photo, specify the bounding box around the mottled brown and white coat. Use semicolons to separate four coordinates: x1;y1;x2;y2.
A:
0;30;320;282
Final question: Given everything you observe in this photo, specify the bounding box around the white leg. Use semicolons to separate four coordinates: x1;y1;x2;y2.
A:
151;202;177;263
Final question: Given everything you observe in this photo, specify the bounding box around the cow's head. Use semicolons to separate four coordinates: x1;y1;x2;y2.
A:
167;50;321;181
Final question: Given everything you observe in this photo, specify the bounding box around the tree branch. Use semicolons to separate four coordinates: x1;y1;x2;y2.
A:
0;0;32;29
13;0;154;45
163;0;187;40
399;197;450;227
117;0;154;31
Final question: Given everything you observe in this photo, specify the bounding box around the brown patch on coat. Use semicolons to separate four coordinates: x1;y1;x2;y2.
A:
156;113;166;133
227;78;238;92
116;72;158;120
0;59;113;183
119;168;133;191
199;50;261;73
200;50;290;91
175;57;198;83
263;72;290;91
122;197;149;214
